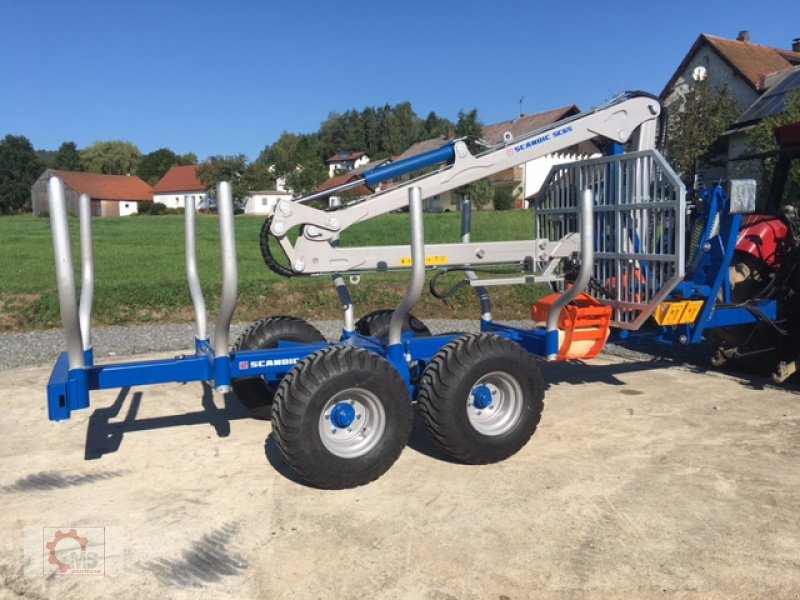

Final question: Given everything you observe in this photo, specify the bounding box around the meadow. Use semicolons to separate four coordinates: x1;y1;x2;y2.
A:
0;210;548;332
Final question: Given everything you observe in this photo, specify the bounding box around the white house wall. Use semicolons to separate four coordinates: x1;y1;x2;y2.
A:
154;193;206;210
244;193;293;215
119;201;139;216
663;45;759;110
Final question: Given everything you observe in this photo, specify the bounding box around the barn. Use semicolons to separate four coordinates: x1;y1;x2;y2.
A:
31;170;153;217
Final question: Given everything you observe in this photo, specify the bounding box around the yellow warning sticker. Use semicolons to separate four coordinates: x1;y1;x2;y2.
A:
399;255;449;266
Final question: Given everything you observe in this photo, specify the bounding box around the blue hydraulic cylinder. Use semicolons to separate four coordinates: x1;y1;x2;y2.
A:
362;144;455;187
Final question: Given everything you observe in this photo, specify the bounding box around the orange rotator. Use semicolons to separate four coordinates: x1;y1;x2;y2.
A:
530;292;612;361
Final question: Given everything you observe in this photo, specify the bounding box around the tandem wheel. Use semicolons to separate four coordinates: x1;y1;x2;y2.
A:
354;309;431;338
271;345;413;489
230;316;326;419
417;333;544;464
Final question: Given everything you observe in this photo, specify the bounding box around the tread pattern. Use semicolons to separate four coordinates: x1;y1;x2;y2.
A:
231;316;325;418
417;333;544;464
271;346;413;489
354;309;431;338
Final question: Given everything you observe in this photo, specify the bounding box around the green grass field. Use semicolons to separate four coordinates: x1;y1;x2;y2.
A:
0;211;548;331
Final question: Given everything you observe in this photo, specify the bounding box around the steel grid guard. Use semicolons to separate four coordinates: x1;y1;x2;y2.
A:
535;150;686;330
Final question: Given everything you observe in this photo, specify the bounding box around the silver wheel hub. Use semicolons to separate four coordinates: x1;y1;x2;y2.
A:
319;388;386;458
466;371;523;436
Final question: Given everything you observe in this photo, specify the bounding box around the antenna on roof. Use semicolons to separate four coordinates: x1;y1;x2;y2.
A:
519;96;525;118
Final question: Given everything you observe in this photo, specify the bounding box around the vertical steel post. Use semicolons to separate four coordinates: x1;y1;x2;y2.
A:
185;194;208;343
460;198;492;320
329;196;355;333
214;182;238;391
389;187;425;346
48;177;85;370
78;193;94;354
545;189;595;358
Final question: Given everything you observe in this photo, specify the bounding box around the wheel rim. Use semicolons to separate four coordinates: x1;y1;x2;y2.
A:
319;387;386;458
466;371;523;436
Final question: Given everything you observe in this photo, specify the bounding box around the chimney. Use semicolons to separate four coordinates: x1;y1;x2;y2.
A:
737;30;750;43
793;38;800;53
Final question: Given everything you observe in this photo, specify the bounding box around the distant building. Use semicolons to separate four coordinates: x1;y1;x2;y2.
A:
326;151;370;178
243;190;293;215
152;165;208;211
660;31;800;181
391;106;598;212
393;138;460;211
31;170;152;217
483;106;599;208
314;159;391;206
661;32;800;112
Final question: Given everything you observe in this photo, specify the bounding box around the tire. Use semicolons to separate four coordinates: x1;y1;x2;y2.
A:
231;317;325;419
271;346;413;489
417;333;544;464
354;309;431;338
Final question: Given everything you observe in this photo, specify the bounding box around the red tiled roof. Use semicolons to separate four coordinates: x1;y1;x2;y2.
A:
705;35;800;88
152;164;206;193
396;137;453;161
314;173;371;196
483;105;580;145
315;158;390;194
661;34;800;99
51;170;152;201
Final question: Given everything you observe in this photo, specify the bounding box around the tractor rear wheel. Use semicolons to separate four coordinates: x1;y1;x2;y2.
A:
418;334;544;464
231;316;325;419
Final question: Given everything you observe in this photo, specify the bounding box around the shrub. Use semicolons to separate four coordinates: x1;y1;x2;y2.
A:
148;202;167;215
494;189;515;211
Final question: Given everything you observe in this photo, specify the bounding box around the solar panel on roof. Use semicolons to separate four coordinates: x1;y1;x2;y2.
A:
734;68;800;125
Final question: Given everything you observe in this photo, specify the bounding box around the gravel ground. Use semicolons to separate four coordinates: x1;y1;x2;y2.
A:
0;319;709;371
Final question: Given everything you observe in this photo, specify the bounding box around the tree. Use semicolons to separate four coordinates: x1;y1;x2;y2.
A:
463;177;494;210
138;148;194;185
384;102;422;156
243;160;277;192
36;150;57;168
53;142;82;171
665;78;738;185
261;132;319;177
0;135;43;214
196;155;250;200
80;141;142;175
455;108;484;155
424;111;454;138
287;159;328;196
747;90;800;209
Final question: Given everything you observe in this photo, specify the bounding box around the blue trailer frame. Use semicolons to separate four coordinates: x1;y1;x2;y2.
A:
45;179;563;423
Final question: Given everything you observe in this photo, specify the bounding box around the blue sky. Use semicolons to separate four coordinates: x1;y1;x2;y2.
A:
1;0;798;161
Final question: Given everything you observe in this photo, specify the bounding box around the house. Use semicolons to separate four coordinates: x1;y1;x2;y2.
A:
394;137;460;211
326;151;370;178
243;190;293;215
661;32;800;111
727;64;800;170
152;164;208;211
389;106;598;212
314;158;391;206
483;106;599;208
31;170;152;217
660;31;800;180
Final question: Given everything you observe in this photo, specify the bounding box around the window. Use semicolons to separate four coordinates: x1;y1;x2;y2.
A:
262;198;268;206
